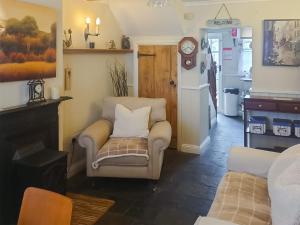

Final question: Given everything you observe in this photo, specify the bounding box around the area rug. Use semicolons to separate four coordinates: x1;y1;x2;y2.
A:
67;193;115;225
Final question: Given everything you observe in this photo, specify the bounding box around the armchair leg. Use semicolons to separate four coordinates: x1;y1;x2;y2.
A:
151;179;159;192
88;177;96;188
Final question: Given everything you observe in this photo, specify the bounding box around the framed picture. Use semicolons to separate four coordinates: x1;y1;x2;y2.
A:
263;19;300;66
0;3;56;82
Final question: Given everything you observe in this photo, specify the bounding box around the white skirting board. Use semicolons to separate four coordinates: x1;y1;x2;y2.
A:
181;136;211;155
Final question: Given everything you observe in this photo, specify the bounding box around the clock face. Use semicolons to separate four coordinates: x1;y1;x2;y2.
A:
35;84;42;93
181;40;196;55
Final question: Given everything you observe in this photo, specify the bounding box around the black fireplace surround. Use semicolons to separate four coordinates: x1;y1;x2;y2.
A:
0;97;71;224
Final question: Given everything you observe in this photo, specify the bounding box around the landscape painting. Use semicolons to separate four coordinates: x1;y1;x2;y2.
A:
263;19;300;66
0;16;56;82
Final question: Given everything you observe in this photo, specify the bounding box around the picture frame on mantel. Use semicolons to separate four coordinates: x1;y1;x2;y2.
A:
263;19;300;67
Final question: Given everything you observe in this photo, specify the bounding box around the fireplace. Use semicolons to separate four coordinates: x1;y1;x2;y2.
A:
0;97;71;225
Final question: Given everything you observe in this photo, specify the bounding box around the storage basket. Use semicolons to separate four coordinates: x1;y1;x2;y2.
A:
249;116;267;134
294;120;300;138
273;119;292;137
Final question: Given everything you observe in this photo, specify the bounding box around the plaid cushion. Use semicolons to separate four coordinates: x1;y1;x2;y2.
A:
92;138;149;169
208;172;271;225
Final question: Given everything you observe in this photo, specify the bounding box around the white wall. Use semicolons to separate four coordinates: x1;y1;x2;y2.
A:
184;0;300;94
62;0;133;175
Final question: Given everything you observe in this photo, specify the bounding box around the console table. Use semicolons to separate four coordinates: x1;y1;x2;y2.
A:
244;95;300;151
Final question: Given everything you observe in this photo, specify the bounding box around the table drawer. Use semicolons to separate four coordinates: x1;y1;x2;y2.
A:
245;101;277;111
278;103;300;113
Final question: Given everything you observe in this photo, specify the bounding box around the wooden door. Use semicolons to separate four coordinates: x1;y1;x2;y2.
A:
138;45;177;148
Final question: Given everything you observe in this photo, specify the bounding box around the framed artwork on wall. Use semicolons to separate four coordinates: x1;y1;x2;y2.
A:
0;2;56;82
263;19;300;67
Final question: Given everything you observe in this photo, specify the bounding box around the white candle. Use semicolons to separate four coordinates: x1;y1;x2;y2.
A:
51;87;60;100
96;17;101;34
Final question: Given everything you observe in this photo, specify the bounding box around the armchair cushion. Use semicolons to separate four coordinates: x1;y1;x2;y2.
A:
111;104;151;138
270;158;300;225
92;138;149;168
208;172;271;225
228;147;279;178
102;97;166;127
267;145;300;225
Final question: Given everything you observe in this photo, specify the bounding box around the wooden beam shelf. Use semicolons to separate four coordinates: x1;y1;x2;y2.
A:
63;48;133;54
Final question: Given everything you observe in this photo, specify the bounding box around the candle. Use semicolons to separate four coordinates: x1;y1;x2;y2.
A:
51;87;60;100
96;17;101;34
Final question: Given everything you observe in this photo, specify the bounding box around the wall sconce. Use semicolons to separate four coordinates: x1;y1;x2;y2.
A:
84;17;101;41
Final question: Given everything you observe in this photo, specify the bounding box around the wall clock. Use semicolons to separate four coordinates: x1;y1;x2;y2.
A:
178;37;199;70
27;79;46;104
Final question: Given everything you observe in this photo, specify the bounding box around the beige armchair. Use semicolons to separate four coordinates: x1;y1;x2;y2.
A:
78;97;172;180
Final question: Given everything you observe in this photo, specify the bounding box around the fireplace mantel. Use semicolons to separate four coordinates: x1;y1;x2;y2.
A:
0;96;72;116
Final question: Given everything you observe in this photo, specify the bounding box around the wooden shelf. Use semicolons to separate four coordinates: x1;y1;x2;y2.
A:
63;48;133;54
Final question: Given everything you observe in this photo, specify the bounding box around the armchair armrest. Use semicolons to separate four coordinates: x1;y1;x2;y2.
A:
228;146;279;178
194;217;239;225
78;119;113;151
148;121;172;152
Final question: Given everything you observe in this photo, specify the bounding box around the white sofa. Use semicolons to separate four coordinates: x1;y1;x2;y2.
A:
195;145;300;225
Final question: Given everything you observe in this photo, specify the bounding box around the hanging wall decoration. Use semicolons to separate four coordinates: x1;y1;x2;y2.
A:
0;1;56;82
206;4;240;28
263;19;300;66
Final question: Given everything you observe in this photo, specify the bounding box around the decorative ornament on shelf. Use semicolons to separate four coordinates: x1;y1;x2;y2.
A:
27;78;46;104
147;0;168;7
121;35;131;49
63;29;72;48
108;40;116;50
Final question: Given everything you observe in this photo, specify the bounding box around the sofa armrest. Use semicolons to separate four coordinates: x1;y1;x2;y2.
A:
228;147;279;178
194;217;239;225
148;121;172;153
78;119;113;151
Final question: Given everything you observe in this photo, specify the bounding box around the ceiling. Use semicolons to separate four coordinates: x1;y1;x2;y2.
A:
182;0;271;5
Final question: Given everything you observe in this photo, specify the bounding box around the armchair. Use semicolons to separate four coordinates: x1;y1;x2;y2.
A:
78;97;172;180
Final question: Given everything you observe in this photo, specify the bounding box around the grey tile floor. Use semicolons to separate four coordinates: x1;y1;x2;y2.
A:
68;114;243;225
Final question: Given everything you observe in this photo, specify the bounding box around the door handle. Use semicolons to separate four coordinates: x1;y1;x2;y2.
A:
169;80;177;87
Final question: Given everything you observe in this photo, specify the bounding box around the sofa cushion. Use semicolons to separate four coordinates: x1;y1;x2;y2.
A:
102;97;166;127
208;172;271;225
92;138;149;168
268;144;300;197
269;157;300;225
111;104;151;138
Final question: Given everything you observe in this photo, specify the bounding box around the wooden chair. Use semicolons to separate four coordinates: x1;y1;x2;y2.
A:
17;187;72;225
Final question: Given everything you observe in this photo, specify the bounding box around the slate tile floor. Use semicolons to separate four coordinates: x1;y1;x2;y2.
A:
68;114;243;225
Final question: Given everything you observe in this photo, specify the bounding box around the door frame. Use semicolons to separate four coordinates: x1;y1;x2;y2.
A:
132;37;182;150
207;31;223;113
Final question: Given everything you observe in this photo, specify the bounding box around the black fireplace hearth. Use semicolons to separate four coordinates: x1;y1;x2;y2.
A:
0;97;71;225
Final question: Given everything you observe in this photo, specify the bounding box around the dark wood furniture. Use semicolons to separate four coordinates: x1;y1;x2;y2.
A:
244;95;300;150
0;97;71;225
